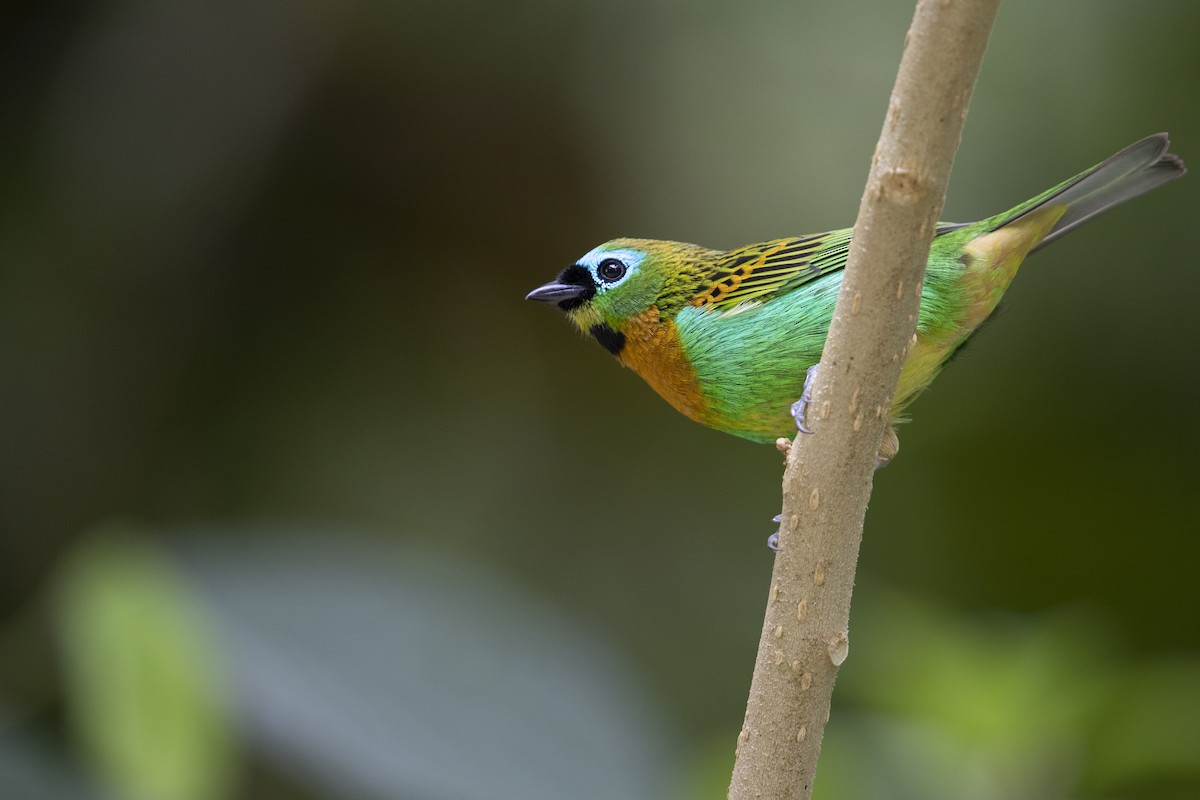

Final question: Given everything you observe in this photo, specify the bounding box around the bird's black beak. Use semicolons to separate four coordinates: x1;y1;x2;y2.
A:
525;282;586;304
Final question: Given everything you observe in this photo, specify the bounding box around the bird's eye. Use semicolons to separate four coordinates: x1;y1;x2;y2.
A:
597;258;627;283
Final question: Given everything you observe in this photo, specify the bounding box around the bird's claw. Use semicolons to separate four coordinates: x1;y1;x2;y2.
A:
790;364;821;435
768;513;782;551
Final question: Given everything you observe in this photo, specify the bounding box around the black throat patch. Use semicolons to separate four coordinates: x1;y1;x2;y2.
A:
589;323;626;356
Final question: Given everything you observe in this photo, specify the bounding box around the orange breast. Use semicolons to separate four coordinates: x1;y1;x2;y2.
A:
617;307;711;425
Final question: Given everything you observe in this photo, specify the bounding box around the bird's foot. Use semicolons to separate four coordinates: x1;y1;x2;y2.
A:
876;425;900;469
790;364;821;434
767;513;782;551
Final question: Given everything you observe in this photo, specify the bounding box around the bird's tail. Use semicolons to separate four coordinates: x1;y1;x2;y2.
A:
988;133;1185;252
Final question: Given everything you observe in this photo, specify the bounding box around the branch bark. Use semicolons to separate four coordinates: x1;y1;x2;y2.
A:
727;2;1001;798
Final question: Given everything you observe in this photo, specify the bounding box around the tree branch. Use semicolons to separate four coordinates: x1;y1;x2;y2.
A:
727;2;1001;798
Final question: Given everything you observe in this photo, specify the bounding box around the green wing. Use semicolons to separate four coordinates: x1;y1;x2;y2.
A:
689;224;978;311
690;230;852;311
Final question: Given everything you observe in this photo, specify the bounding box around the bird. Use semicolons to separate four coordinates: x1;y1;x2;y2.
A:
527;134;1184;465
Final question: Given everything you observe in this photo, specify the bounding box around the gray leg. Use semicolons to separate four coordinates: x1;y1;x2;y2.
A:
789;363;821;434
767;513;782;551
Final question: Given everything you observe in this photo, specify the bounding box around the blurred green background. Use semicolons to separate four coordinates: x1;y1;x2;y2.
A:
2;1;1198;798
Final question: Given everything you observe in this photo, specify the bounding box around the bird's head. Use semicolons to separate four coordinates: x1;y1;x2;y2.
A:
526;238;718;353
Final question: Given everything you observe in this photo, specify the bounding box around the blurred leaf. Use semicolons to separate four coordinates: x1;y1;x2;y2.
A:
170;528;677;800
827;586;1200;798
53;526;236;800
815;712;1009;800
834;588;1111;797
845;587;1113;745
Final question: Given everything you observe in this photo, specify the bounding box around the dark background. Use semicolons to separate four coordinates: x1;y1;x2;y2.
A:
2;1;1197;798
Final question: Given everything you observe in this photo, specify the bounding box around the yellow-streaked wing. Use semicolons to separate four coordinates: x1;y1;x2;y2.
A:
690;230;852;311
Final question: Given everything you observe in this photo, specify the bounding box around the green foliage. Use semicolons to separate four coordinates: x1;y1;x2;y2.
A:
52;527;236;800
5;524;1198;800
823;592;1200;799
686;591;1200;799
17;527;674;800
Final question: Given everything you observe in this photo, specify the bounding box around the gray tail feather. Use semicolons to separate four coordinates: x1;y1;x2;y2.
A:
1025;133;1186;253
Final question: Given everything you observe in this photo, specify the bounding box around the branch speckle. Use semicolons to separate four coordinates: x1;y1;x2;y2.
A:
828;632;850;666
878;166;925;204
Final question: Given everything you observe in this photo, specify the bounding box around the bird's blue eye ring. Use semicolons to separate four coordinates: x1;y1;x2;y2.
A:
597;258;627;283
